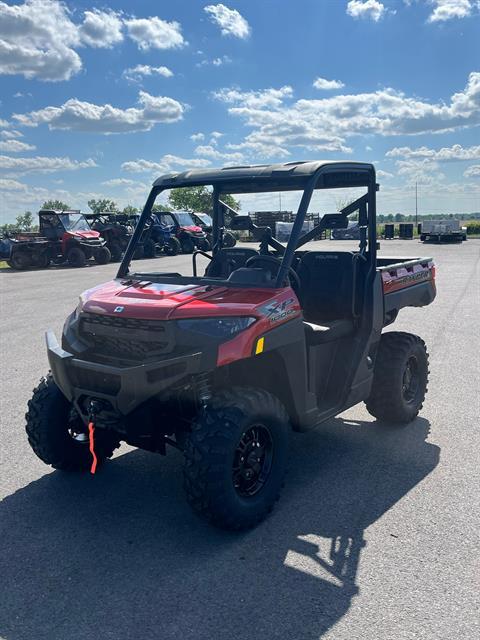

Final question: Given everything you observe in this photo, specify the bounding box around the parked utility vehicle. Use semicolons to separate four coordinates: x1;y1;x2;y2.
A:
26;161;436;530
6;210;110;269
84;212;134;262
192;211;237;248
156;211;210;253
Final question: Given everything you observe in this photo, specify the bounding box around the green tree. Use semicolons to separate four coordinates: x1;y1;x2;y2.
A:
122;205;138;215
1;222;19;235
15;211;35;231
88;198;118;215
167;186;240;214
42;199;70;211
152;203;172;213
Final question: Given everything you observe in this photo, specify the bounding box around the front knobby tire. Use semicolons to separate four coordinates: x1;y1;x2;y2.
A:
25;374;120;471
67;247;87;268
183;388;290;530
366;332;429;425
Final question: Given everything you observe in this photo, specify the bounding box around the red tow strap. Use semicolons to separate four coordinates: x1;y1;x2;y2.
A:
88;421;98;475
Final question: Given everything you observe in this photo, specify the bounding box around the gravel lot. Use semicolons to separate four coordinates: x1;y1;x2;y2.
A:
0;239;479;640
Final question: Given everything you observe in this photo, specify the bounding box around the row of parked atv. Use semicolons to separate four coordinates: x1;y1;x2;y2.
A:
1;209;237;270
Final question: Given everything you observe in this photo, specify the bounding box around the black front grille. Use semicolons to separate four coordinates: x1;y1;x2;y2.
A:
79;312;173;361
81;313;167;333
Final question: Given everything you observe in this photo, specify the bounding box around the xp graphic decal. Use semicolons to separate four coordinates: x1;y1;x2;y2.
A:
262;298;297;324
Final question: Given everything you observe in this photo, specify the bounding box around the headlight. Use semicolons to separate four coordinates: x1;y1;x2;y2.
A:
177;317;256;338
73;295;86;320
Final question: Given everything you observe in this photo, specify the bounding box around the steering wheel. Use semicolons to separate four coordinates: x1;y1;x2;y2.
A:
245;255;301;291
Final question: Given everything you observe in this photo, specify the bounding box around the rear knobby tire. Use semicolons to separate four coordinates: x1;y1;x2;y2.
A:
25;374;120;471
366;332;429;425
183;388;290;530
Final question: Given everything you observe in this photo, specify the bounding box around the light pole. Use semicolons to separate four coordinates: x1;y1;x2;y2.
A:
415;181;418;226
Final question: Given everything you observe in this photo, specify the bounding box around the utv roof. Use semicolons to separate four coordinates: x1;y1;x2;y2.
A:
152;160;376;194
38;209;81;215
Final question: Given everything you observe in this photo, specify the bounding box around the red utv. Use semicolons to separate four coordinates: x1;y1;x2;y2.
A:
157;211;210;253
25;161;436;530
6;210;111;269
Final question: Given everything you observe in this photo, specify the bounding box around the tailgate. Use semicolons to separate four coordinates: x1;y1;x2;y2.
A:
378;258;434;293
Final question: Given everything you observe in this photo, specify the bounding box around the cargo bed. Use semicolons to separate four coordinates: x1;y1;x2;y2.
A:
377;256;436;325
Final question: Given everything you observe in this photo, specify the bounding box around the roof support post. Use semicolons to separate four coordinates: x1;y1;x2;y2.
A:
275;174;317;287
117;186;160;278
212;186;222;255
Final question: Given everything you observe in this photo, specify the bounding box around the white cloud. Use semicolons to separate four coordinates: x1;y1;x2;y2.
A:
0;155;97;174
0;118;9;127
124;16;184;51
214;86;293;109
193;144;244;163
101;178;138;187
212;73;480;160
0;0;82;81
0;129;23;139
464;164;480;177
428;0;474;23
0;2;187;81
197;54;232;67
13;91;184;134
79;9;123;48
204;4;250;38
122;155;212;174
346;0;386;21
386;143;480;161
122;64;173;82
377;169;394;179
0;178;26;190
190;132;205;142
313;77;345;90
0;139;35;152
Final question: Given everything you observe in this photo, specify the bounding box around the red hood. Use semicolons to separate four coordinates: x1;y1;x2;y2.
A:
81;279;298;321
67;230;100;240
181;225;203;233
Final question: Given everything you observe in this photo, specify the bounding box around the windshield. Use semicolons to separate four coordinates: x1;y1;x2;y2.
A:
121;185;369;285
60;213;90;232
195;213;212;225
174;212;196;226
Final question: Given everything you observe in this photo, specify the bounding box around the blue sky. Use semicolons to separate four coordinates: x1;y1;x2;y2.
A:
0;0;479;221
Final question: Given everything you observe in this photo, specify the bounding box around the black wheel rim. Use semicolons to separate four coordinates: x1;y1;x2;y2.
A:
402;356;420;402
232;424;274;497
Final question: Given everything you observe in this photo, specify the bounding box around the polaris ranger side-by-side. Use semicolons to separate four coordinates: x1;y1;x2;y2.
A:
156;211;211;253
5;210;111;269
26;161;436;530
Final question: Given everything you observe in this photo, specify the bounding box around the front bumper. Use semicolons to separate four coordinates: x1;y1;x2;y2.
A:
46;330;202;418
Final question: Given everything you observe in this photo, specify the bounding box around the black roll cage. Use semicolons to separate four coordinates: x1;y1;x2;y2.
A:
117;162;377;289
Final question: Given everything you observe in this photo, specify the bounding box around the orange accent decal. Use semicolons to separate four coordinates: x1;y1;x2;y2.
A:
88;422;98;475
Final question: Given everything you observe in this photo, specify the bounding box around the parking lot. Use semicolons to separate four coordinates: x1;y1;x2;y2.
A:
0;238;479;640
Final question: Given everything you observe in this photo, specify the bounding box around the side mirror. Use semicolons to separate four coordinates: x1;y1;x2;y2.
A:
321;213;349;229
229;215;254;231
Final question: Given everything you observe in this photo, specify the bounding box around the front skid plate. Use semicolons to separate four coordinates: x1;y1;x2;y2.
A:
46;330;202;416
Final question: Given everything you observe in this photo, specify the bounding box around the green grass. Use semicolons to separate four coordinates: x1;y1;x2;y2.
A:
0;260;10;269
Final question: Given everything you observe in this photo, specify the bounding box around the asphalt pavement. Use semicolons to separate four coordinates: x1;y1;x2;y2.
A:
0;239;479;640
